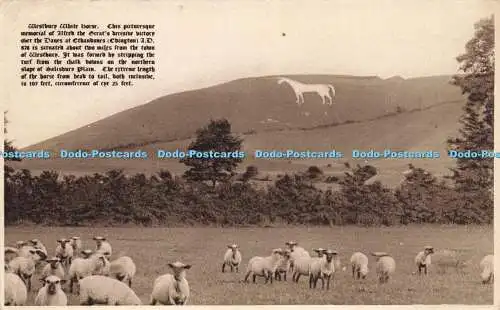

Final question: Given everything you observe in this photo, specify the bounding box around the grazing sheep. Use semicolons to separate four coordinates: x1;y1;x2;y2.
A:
109;256;137;287
414;246;434;275
150;262;192;305
68;252;110;294
480;254;494;284
309;249;337;289
350;252;369;280
244;248;283;284
70;236;82;254
222;244;242;273
41;257;65;280
34;275;68;306
433;249;470;274
8;256;37;292
29;239;48;257
79;275;142;305
55;238;74;269
4;270;28;306
94;236;112;259
275;249;292;281
371;252;396;283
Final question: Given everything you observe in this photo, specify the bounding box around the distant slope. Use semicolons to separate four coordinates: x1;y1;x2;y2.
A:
24;75;463;153
13;94;464;187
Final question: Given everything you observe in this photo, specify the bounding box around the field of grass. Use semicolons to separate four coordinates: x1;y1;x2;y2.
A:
4;225;493;305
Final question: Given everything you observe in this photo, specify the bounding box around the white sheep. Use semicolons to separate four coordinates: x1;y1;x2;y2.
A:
150;261;192;305
68;251;110;294
222;244;242;273
244;248;283;284
275;249;292;281
350;252;369;280
287;242;311;277
79;275;142;305
4;269;28;306
94;236;112;259
286;241;310;257
433;249;470;274
371;252;396;284
17;244;47;264
309;249;337;289
8;256;37;292
414;245;434;275
34;275;68;306
291;254;313;283
70;236;83;254
29;238;48;257
480;254;494;284
41;257;65;280
55;238;74;269
5;246;20;264
109;256;137;287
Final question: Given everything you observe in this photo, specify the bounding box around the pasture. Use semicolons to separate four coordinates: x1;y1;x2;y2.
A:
4;225;493;305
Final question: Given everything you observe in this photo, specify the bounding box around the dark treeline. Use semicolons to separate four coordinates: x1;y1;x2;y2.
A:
3;16;494;227
4;163;493;227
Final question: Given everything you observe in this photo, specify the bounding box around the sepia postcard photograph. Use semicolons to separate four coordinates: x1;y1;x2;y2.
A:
0;0;497;307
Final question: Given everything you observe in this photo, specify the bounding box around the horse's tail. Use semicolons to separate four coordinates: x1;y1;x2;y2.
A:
328;85;336;98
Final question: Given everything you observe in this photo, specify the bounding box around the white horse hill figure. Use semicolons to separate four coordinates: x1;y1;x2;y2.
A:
277;77;336;106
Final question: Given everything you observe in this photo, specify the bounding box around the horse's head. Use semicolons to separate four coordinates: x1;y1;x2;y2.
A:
277;77;288;85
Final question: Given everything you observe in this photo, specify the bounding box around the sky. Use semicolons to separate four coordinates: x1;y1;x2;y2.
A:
0;0;496;148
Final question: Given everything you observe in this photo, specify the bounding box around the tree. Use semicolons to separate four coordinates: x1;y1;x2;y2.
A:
4;111;21;161
448;16;494;192
180;119;243;187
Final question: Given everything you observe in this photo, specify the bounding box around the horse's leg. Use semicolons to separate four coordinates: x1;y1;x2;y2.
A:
295;92;301;105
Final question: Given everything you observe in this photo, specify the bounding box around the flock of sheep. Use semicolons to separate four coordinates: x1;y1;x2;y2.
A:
3;237;494;306
226;241;493;290
4;236;190;305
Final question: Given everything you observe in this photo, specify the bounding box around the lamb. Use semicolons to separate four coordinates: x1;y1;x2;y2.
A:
8;256;37;292
150;261;192;305
479;254;494;284
414;246;434;275
222;244;242;273
274;249;292;281
79;275;142;305
371;252;396;284
109;256;137;287
309;249;337;289
34;275;68;306
41;257;65;281
70;236;83;255
350;252;369;280
55;238;74;269
244;248;283;284
68;251;110;293
4;269;28;306
94;236;112;259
